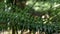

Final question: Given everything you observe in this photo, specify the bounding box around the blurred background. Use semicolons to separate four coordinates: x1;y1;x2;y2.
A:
0;0;60;34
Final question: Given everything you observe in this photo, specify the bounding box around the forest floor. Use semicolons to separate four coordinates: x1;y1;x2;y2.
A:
0;30;60;34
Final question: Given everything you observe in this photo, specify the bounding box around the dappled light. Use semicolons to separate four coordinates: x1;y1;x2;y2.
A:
0;0;60;34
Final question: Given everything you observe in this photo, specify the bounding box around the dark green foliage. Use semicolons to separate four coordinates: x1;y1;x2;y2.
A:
0;0;60;34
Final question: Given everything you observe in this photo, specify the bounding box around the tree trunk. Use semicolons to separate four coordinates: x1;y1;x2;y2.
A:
12;26;15;34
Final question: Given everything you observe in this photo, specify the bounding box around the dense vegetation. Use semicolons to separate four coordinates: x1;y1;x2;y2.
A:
0;0;60;34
